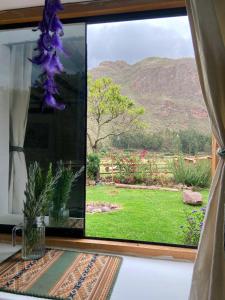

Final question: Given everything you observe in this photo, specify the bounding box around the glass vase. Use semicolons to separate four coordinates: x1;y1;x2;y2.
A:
49;204;69;227
12;217;45;260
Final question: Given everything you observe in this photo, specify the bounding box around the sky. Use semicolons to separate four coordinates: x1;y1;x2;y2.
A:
87;16;195;69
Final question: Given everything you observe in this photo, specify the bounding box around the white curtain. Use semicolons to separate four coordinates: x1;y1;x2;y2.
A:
186;1;225;299
8;44;33;214
0;45;11;216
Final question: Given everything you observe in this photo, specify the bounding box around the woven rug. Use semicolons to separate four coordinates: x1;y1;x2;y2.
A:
0;249;122;300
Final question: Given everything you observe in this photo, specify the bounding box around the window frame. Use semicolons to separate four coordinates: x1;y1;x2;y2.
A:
0;4;201;251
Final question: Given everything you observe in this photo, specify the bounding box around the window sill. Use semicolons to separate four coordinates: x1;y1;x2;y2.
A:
0;234;196;261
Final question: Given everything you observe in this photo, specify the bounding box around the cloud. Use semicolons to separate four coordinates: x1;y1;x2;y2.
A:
88;16;194;69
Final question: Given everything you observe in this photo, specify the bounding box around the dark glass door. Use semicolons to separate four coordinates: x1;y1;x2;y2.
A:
0;23;87;237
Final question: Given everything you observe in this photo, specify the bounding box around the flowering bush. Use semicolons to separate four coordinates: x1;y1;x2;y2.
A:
112;152;158;185
180;207;206;246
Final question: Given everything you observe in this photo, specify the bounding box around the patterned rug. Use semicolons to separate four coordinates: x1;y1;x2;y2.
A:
0;249;122;300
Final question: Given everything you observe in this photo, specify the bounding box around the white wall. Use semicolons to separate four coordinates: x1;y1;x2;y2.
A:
0;45;10;215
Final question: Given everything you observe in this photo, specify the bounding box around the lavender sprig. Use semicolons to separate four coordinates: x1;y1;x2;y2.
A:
31;0;65;110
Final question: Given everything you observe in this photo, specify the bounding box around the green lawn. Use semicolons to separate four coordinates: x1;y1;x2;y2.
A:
85;185;209;245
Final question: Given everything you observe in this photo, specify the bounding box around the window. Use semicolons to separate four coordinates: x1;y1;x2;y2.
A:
0;7;211;247
85;15;211;246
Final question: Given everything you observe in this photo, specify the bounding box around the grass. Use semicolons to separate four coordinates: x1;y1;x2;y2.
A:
85;185;209;245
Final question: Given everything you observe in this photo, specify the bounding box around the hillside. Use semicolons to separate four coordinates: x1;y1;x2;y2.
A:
89;57;210;133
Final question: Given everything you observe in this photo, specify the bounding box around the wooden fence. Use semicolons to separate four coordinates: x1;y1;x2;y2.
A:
99;154;212;182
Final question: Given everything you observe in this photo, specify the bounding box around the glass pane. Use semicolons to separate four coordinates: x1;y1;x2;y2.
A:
0;23;86;232
86;16;211;246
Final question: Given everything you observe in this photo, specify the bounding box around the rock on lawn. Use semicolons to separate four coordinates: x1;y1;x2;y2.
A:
183;190;203;206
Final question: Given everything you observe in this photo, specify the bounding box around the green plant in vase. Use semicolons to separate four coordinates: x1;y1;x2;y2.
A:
22;162;59;259
49;162;84;227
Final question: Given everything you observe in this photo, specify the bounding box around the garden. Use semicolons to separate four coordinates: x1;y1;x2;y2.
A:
86;76;211;247
86;151;211;246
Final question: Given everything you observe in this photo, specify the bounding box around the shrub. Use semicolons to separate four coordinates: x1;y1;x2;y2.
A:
87;153;100;181
113;152;139;184
113;152;158;185
180;207;206;246
170;156;211;188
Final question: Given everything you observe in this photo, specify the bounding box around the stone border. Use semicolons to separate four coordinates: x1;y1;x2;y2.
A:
86;203;120;214
115;183;180;192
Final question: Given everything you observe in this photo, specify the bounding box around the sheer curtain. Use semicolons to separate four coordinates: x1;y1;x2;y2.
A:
8;44;33;214
0;45;10;216
186;0;225;299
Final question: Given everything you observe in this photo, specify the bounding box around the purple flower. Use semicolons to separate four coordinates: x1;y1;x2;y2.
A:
30;52;51;66
46;53;64;74
39;33;53;51
48;0;64;12
43;78;59;94
50;16;64;35
44;93;65;110
51;33;64;51
30;0;65;110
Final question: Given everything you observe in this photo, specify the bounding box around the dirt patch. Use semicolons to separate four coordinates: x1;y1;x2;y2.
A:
107;190;119;196
86;202;120;213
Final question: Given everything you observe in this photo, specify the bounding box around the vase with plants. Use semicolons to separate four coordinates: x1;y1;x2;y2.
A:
12;162;59;260
49;162;84;227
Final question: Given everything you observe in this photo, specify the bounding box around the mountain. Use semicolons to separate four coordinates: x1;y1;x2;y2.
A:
89;57;210;134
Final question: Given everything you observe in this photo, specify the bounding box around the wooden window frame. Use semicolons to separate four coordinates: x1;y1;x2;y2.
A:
0;233;196;261
0;0;199;260
0;1;185;26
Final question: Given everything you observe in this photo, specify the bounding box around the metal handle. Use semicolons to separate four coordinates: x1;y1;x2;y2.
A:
12;225;23;247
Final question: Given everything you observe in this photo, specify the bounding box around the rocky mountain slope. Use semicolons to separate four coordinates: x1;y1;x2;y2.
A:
89;57;210;133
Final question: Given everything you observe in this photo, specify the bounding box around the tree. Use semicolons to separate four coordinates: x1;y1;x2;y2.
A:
87;77;145;152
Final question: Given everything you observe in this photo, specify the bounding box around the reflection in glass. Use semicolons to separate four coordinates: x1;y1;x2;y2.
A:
0;24;86;230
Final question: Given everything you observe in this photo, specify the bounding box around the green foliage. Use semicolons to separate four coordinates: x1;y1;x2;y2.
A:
112;129;211;155
112;152;158;185
179;129;211;155
50;162;84;225
112;130;163;152
180;207;206;246
23;162;59;219
24;161;84;224
88;76;145;152
170;156;211;188
87;153;100;181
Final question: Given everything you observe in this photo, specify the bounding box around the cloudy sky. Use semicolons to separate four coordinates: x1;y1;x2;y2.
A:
87;16;194;69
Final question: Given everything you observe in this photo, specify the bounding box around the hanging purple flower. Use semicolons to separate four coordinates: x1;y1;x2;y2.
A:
31;0;65;110
44;93;65;110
